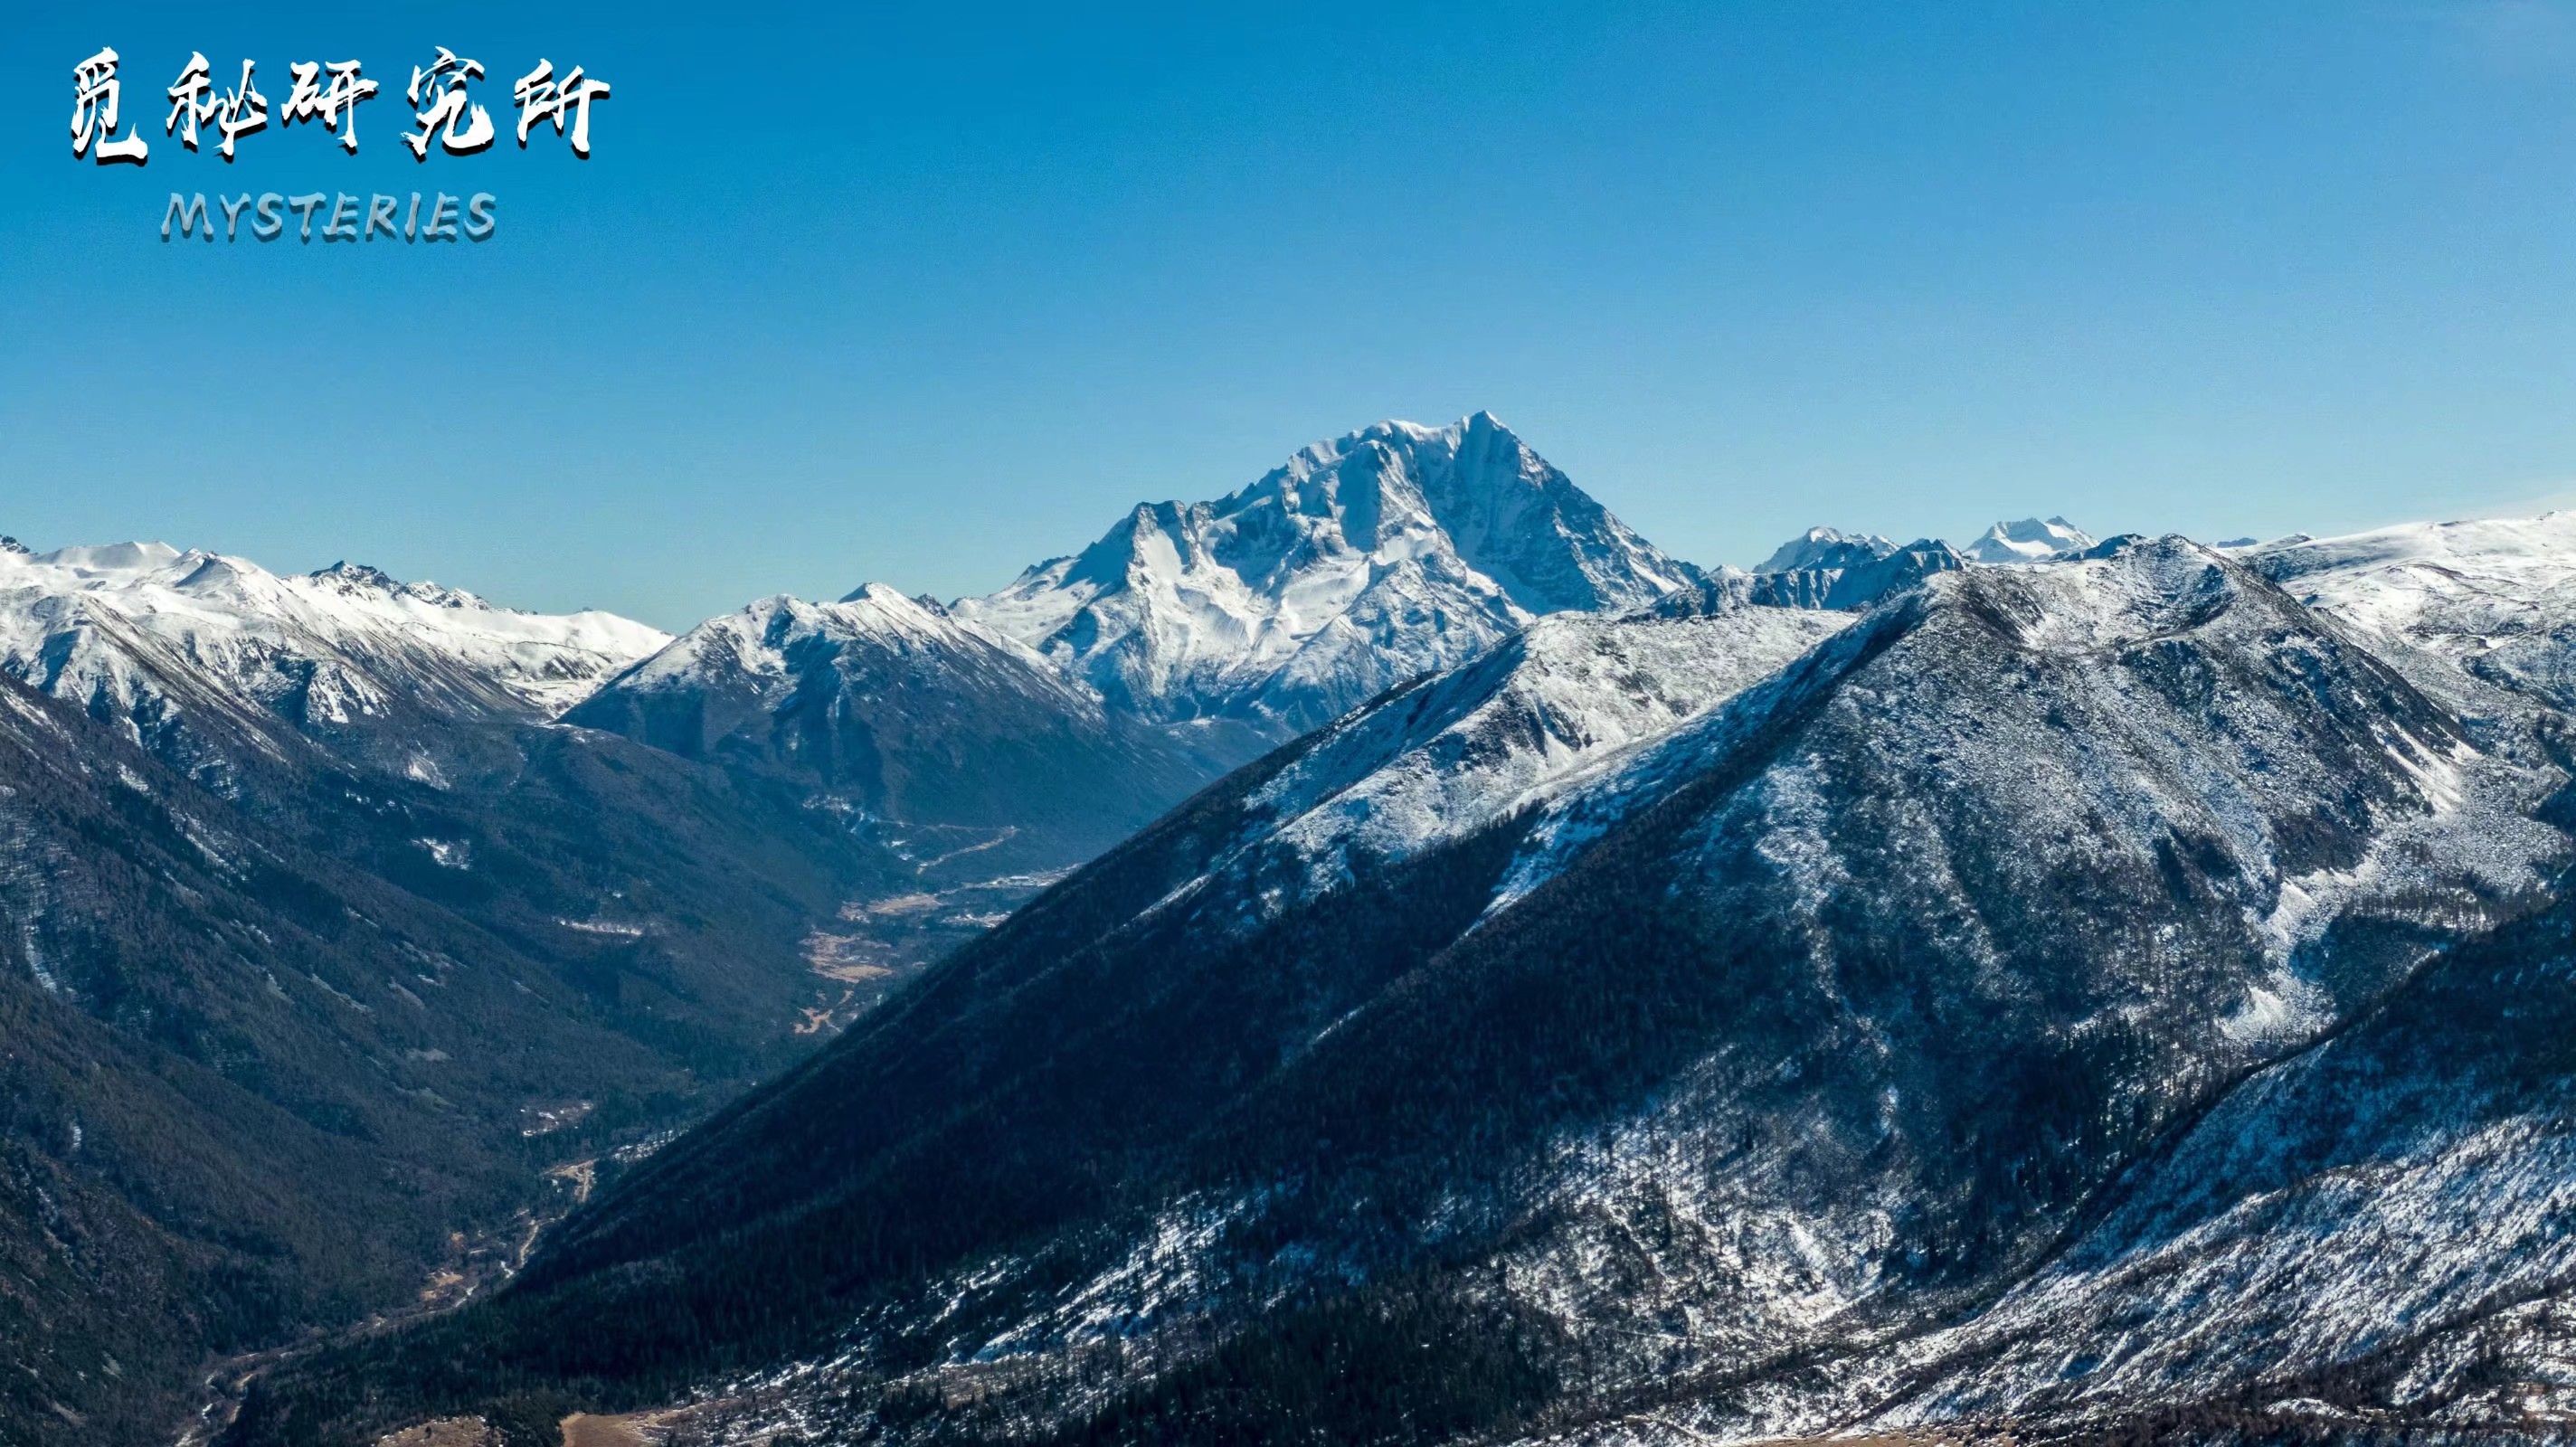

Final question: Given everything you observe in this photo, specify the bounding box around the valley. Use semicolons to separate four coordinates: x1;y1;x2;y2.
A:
180;1147;606;1447
797;869;1073;1035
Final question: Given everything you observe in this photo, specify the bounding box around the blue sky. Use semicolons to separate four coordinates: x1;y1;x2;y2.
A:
6;1;2576;629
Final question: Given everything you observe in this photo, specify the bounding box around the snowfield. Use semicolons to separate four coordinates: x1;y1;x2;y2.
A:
0;541;666;768
2249;511;2576;714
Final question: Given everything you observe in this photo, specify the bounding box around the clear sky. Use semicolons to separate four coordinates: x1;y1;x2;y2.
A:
6;1;2576;629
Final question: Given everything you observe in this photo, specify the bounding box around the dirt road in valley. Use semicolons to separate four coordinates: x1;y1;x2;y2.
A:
175;1157;602;1447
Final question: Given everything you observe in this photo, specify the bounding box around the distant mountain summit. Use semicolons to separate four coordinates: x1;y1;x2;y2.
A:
1754;518;2100;578
567;412;1706;898
1959;515;2096;563
1737;528;1967;610
1754;525;1898;574
951;412;1706;735
564;585;1238;871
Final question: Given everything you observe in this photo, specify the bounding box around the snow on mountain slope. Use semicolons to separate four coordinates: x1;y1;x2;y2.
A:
2246;512;2576;714
1958;515;2095;563
1500;537;2553;927
565;584;1243;869
1841;894;2576;1441
1449;541;2571;1446
0;542;666;774
1151;599;1850;921
951;412;1705;735
1544;881;2576;1447
600;584;1095;719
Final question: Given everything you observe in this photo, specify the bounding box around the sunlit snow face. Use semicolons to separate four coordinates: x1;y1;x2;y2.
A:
0;539;669;734
950;414;1702;733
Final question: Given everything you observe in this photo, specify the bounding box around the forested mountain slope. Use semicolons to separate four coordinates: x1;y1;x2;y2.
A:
227;541;2571;1447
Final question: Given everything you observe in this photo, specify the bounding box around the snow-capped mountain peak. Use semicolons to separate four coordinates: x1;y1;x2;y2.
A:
304;559;482;610
950;413;1707;734
1712;534;1965;610
36;539;187;577
1755;525;1898;574
616;584;1065;698
567;582;1237;858
1959;515;2095;563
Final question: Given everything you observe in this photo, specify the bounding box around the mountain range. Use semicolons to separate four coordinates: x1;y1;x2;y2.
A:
0;540;667;781
219;531;2576;1447
16;418;2576;1447
4;414;1723;1443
